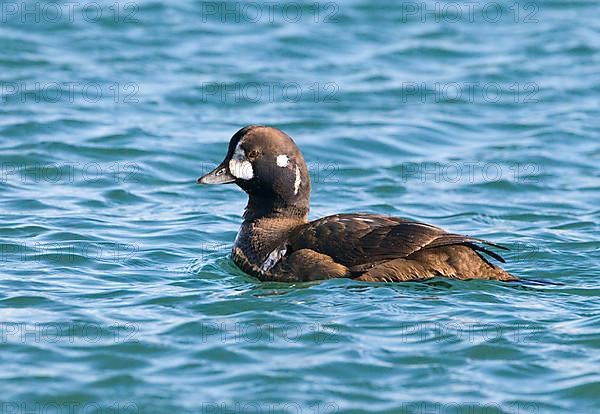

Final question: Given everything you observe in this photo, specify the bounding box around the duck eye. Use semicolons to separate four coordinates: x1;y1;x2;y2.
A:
247;150;259;160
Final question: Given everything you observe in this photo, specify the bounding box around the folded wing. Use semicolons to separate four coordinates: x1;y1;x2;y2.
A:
288;213;507;267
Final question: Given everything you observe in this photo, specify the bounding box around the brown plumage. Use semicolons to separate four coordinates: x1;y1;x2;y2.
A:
198;125;517;283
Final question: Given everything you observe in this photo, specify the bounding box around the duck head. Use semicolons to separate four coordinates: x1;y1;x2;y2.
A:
198;125;311;221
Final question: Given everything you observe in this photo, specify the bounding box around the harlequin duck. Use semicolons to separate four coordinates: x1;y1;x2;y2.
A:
197;125;517;282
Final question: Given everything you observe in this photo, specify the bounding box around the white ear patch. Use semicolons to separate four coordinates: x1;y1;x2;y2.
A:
276;154;289;168
294;165;301;195
229;142;254;180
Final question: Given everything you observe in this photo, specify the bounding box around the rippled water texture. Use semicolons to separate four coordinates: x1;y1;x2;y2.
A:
1;1;599;413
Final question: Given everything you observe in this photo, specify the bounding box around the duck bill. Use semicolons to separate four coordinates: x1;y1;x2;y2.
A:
197;162;236;185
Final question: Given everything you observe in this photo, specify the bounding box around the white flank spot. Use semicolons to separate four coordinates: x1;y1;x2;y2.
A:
294;165;301;195
261;247;287;273
276;154;289;168
229;142;254;180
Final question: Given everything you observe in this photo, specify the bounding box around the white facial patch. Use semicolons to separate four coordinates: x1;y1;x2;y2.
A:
294;165;301;195
228;142;254;180
276;154;289;168
261;246;287;273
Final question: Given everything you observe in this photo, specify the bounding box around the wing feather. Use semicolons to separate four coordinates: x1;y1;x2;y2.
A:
288;213;507;266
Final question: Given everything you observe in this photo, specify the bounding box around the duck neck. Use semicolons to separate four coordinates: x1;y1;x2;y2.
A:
242;193;309;224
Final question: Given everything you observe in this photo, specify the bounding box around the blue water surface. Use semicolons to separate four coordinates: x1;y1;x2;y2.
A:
1;1;599;413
